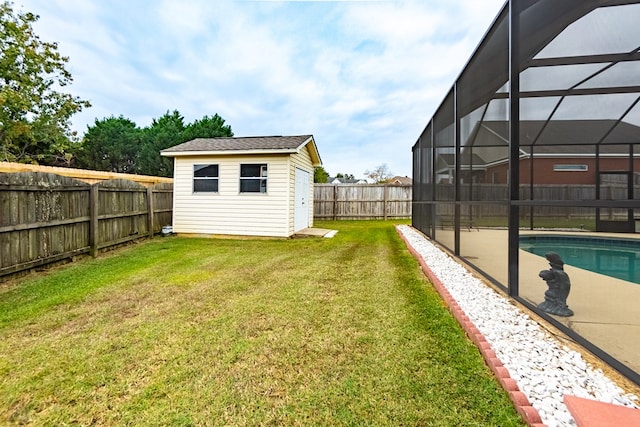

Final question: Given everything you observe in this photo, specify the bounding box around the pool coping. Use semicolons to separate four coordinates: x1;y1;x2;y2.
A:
520;234;640;248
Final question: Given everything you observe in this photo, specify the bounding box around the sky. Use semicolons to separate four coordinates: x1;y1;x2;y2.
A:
16;0;506;179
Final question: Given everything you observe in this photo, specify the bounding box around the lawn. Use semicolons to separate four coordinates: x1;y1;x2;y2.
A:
0;220;525;426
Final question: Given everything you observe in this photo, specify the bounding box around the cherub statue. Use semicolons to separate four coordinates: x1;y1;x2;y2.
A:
538;252;574;317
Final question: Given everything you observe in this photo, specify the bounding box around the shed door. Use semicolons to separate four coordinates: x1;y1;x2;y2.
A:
294;168;310;231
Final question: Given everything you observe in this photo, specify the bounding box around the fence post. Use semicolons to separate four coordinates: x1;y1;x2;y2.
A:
383;184;388;220
147;187;154;239
89;185;99;257
333;184;338;221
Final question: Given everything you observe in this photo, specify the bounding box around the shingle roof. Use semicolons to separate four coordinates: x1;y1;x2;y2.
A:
390;176;413;185
161;135;314;154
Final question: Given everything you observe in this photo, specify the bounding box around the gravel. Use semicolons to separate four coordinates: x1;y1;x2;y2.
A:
397;225;639;427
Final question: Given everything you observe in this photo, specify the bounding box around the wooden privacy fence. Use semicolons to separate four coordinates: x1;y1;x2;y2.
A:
0;172;173;278
434;183;640;218
314;184;412;220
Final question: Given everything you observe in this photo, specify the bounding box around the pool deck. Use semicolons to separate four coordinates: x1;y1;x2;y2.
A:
433;228;640;390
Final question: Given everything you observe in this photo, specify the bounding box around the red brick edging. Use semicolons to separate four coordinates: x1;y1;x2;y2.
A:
396;226;547;427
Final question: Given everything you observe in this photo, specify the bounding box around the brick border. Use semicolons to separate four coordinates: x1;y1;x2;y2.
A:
396;226;547;427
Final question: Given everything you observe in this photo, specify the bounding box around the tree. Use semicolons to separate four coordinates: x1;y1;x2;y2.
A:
314;166;329;183
135;110;235;177
0;2;90;165
76;116;141;173
365;163;393;183
182;113;233;141
76;110;234;177
336;173;355;180
137;110;186;177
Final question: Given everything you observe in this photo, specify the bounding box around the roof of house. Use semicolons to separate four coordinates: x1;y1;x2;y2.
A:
160;135;322;166
328;177;368;184
469;120;640;147
389;176;413;185
447;120;640;167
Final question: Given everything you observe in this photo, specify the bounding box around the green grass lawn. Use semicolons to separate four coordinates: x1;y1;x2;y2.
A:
0;220;525;426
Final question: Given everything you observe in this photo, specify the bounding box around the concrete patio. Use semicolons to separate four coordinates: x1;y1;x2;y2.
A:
293;227;338;238
433;228;640;378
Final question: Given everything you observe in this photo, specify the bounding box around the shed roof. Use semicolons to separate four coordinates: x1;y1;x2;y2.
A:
160;135;322;166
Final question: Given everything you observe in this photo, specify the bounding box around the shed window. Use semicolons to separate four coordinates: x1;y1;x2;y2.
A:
240;164;267;193
193;164;219;192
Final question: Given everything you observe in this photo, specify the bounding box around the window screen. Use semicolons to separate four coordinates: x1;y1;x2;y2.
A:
240;164;267;193
193;164;219;192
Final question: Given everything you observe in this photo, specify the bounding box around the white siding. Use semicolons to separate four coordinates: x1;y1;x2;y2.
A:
172;154;292;237
288;146;315;234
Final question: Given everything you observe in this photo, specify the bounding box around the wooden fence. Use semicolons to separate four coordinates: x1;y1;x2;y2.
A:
433;183;640;218
314;184;412;220
0;160;173;186
0;172;173;279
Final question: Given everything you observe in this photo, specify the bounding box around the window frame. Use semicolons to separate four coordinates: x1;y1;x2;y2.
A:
193;164;219;193
553;164;589;172
239;163;268;193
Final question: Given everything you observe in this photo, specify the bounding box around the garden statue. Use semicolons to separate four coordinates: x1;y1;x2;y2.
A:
538;252;574;317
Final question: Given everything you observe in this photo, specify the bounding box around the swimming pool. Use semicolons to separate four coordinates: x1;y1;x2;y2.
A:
519;235;640;284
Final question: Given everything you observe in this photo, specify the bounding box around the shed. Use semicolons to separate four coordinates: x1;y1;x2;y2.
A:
160;135;322;237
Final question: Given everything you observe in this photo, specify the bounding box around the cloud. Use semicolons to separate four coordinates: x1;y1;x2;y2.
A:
18;0;505;177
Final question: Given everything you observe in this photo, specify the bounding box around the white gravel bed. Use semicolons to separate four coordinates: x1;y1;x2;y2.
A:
397;225;639;427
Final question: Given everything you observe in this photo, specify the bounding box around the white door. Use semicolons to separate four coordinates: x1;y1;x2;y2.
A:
294;168;310;231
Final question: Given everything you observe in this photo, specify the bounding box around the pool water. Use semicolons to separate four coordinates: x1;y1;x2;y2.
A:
519;235;640;284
